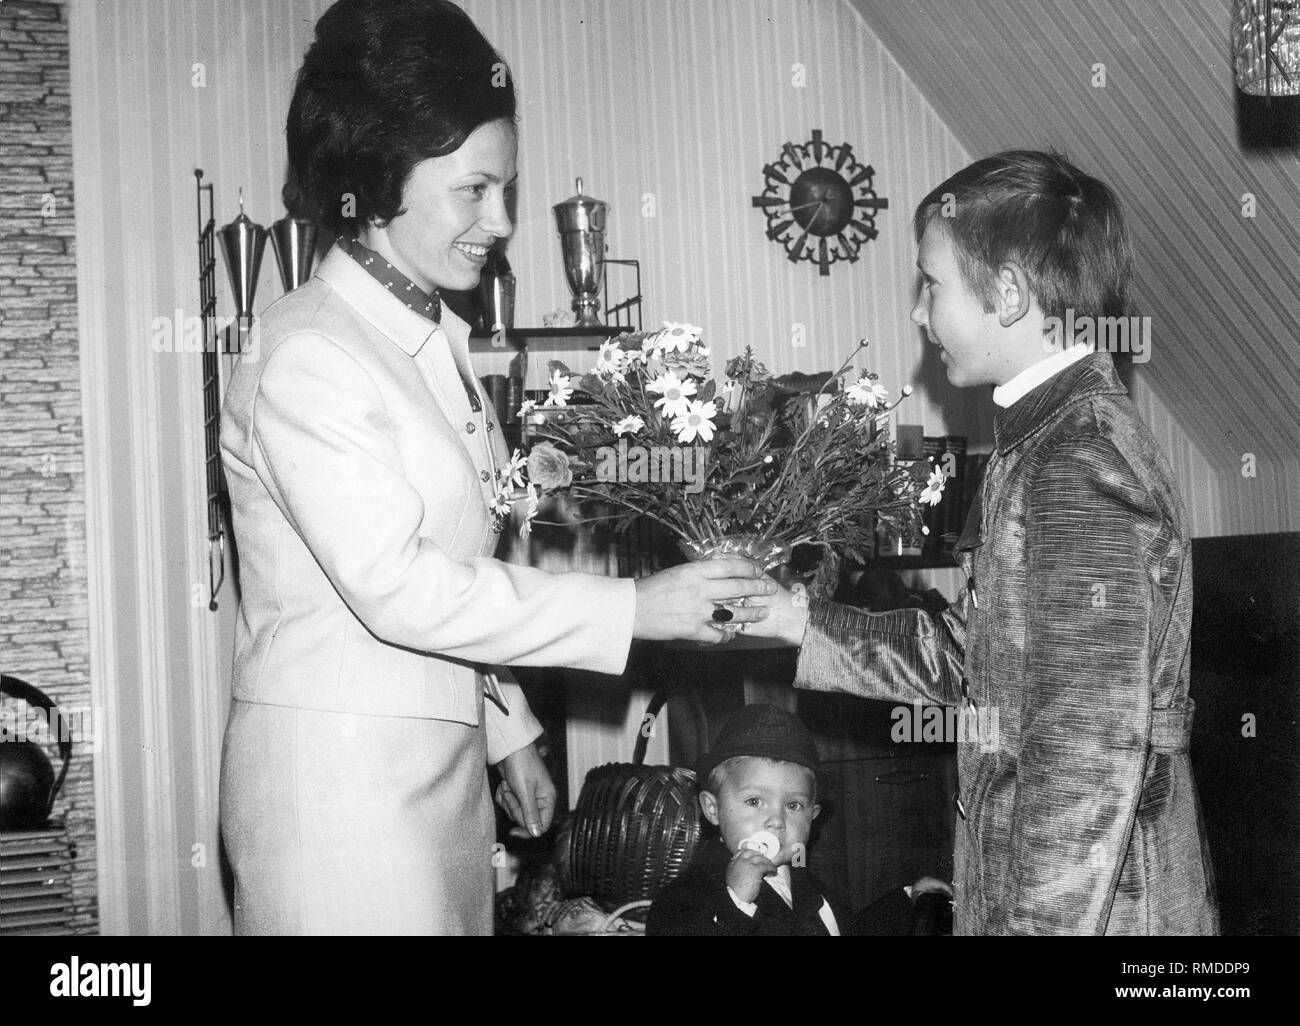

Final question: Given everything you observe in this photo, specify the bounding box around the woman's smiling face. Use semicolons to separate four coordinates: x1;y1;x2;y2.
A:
361;118;517;295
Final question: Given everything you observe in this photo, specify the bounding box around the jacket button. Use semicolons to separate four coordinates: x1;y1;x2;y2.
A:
486;421;494;432
480;470;490;482
954;792;968;820
465;422;476;434
967;575;979;609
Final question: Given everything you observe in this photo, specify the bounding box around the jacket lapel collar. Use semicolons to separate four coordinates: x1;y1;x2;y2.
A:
754;880;794;921
787;867;832;929
317;244;481;431
993;350;1127;454
315;243;440;357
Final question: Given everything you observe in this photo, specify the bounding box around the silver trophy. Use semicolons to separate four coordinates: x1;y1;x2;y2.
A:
552;177;608;326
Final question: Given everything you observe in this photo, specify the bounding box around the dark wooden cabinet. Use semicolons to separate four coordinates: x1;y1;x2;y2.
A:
813;753;956;911
797;692;957;911
1189;532;1300;936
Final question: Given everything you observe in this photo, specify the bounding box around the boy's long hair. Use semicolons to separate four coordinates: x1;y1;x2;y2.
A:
913;150;1133;322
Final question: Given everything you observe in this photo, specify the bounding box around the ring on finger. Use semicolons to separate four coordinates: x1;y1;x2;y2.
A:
711;606;734;623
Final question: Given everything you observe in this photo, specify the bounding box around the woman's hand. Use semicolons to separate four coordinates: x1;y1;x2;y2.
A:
495;742;557;839
632;558;776;645
733;575;810;647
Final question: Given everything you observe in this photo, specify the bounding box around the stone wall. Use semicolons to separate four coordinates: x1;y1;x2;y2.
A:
0;0;96;933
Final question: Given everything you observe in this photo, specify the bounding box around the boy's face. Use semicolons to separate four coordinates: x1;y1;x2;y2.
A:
910;221;1006;388
699;757;820;867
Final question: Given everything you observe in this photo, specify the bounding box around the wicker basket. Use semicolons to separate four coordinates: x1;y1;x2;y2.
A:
566;690;704;910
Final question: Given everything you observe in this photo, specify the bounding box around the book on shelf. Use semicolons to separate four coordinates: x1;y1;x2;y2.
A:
941;434;968;547
922;436;947;551
921;434;968;551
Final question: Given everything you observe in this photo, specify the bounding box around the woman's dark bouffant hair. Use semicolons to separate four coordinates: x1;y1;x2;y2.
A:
287;0;516;236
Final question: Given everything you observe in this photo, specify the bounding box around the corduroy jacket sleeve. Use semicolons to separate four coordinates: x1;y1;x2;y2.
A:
792;592;967;706
249;332;637;675
1001;433;1155;935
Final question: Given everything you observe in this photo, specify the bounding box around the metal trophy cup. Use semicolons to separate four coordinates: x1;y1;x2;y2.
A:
269;215;318;293
552;178;608;327
218;190;268;322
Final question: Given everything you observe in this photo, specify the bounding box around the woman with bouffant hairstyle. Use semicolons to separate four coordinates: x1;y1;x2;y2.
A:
219;0;773;935
286;0;517;236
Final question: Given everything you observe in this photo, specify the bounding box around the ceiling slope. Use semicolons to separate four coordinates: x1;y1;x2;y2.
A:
849;0;1300;465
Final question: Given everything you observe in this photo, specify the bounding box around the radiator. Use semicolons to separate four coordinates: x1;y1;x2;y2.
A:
0;823;81;935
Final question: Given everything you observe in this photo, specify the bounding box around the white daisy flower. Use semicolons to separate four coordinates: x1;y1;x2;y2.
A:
594;340;627;379
517;398;537;418
845;377;872;405
671;400;717;443
846;375;889;407
543;369;573;407
500;449;527;490
646;370;696;419
920;466;947;506
655;321;703;353
613;415;645;437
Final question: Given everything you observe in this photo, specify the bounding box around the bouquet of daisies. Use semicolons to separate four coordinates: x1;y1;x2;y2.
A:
493;321;944;570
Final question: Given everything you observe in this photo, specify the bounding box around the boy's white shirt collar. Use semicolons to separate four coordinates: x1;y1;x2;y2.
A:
992;342;1096;409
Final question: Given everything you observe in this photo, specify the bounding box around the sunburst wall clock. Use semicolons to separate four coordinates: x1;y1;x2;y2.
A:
751;129;888;277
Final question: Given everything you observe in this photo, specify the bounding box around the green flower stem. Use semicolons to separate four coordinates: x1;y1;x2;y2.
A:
566;484;692;542
754;405;849;528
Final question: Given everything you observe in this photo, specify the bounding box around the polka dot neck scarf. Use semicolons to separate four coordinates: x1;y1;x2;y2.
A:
338;235;442;323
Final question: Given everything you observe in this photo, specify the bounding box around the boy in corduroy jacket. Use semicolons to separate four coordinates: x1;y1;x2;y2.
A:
747;151;1218;936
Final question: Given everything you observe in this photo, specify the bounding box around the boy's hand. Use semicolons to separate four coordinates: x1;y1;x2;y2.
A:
727;848;778;903
736;575;809;647
909;875;954;900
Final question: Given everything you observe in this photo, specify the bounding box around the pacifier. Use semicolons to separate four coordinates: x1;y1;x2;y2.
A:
738;831;781;861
